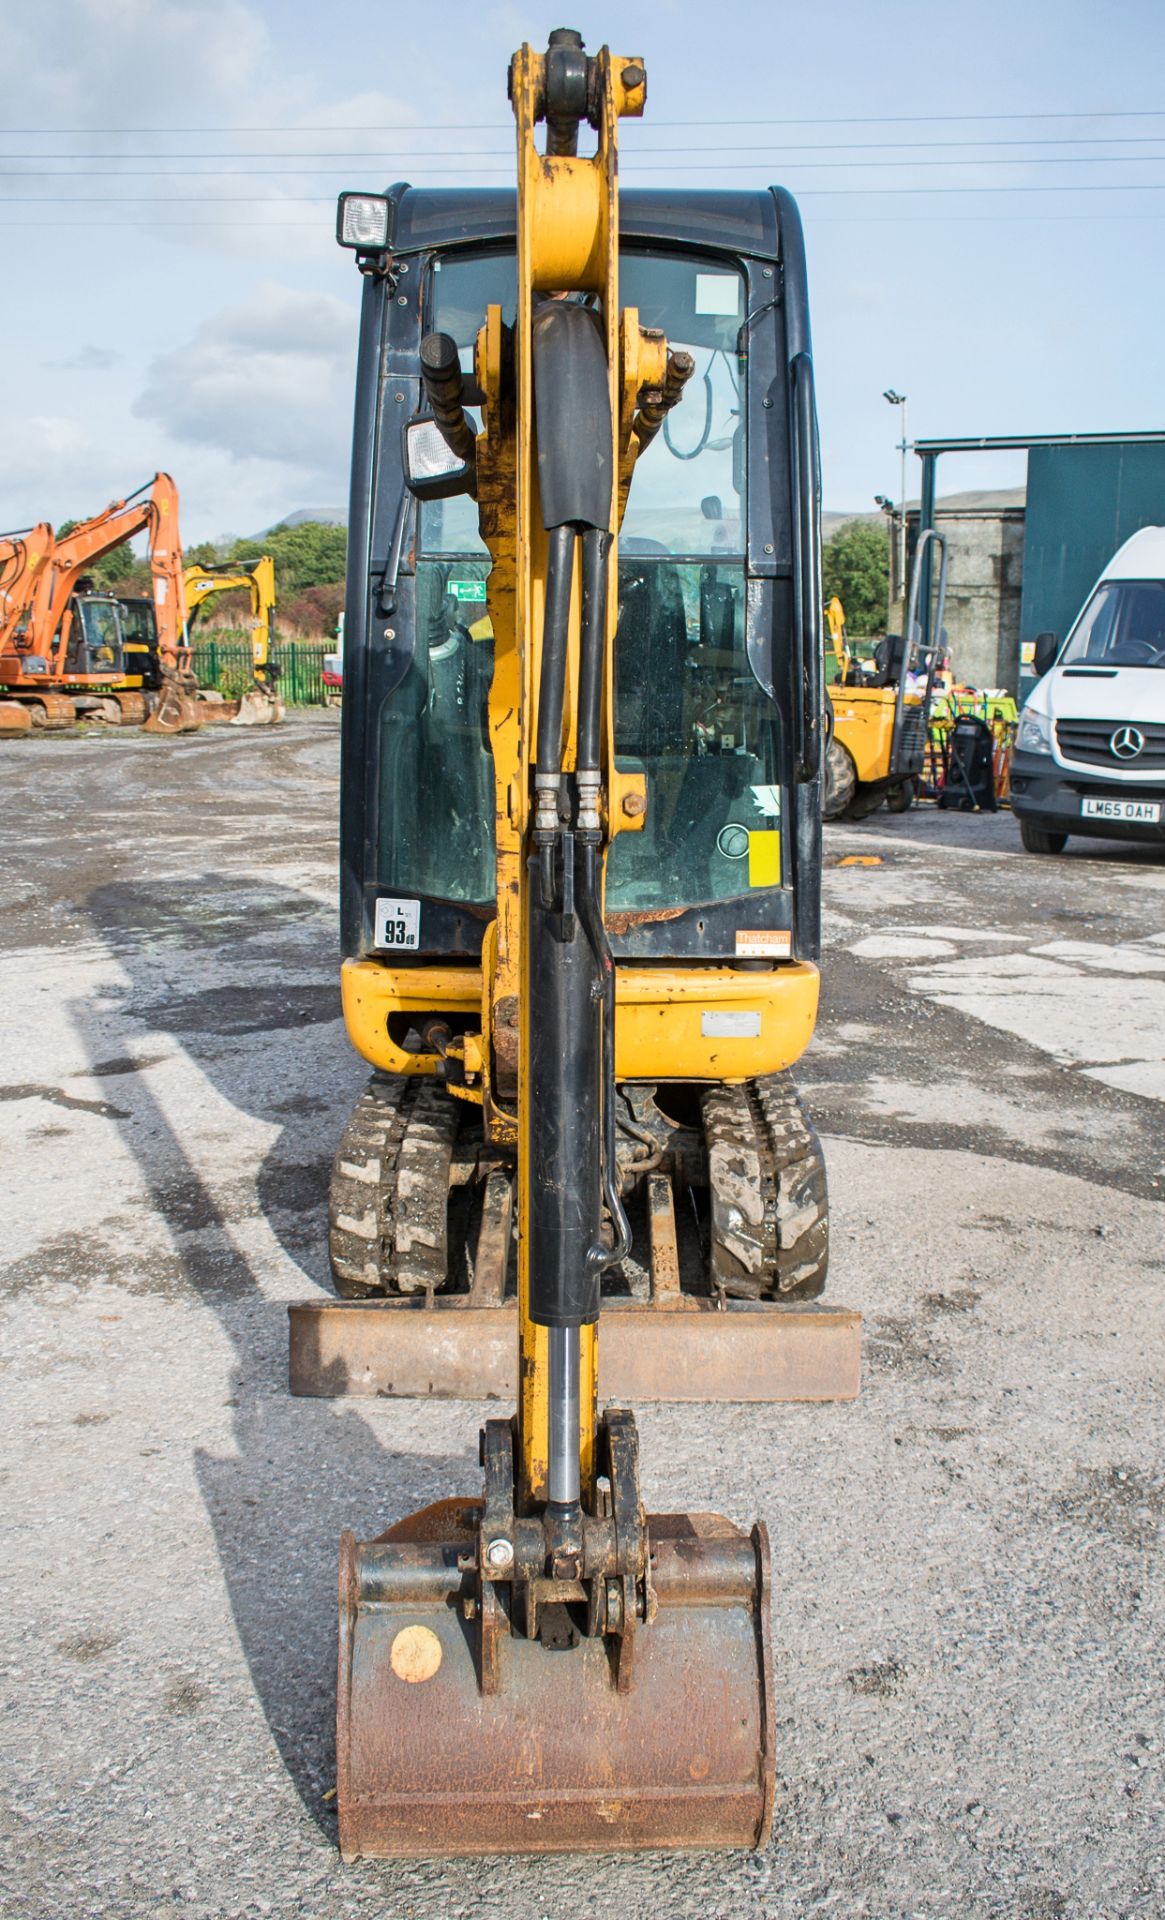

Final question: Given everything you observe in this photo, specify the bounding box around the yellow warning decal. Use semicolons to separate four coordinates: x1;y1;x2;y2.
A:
747;830;781;888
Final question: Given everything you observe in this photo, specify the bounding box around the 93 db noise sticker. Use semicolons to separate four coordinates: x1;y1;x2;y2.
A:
374;898;420;950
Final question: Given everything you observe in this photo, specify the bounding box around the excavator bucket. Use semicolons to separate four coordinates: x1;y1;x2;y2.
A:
143;677;202;733
338;1441;773;1858
230;685;284;726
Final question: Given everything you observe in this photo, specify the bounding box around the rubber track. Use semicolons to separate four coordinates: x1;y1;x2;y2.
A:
328;1075;460;1299
702;1075;829;1301
753;1074;830;1299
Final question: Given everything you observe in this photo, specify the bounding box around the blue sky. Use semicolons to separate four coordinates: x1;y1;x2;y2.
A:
2;0;1163;541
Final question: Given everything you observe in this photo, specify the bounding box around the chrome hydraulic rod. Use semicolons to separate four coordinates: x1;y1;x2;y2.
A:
547;1324;581;1507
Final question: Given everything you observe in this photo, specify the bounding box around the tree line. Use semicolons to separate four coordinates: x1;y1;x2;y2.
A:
64;511;891;641
66;518;349;639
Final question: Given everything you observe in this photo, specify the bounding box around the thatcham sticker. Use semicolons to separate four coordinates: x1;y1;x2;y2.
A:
735;929;792;959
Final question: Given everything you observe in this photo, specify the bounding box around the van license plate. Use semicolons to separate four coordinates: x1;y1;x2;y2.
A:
1081;797;1160;824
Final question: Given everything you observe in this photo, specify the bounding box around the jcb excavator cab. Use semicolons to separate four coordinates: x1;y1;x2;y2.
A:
337;188;829;1307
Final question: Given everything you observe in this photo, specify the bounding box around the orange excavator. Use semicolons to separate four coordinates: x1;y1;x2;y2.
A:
0;523;53;734
0;474;204;732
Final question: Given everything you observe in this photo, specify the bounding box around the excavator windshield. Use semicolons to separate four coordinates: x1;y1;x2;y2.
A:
377;242;784;916
66;596;126;675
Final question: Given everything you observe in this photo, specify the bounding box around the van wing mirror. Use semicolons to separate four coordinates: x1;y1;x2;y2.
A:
1033;631;1059;677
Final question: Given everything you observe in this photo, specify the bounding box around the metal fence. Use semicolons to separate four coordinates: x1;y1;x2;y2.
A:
191;635;333;706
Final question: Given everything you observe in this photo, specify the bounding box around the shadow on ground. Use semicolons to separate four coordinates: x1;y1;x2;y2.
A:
79;875;474;1836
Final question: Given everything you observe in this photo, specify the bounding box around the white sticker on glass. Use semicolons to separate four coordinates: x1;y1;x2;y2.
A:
694;273;739;317
374;897;420;951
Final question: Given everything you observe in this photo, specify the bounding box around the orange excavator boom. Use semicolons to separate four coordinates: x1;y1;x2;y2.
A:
0;523;55;648
32;472;190;674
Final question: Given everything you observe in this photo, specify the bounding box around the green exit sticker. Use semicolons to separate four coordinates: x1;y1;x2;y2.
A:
449;579;487;602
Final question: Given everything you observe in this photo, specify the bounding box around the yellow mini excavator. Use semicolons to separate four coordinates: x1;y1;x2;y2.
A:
182;555;283;724
308;27;856;1860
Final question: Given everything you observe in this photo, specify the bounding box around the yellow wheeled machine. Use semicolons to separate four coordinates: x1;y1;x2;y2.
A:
823;529;949;818
304;29;859;1859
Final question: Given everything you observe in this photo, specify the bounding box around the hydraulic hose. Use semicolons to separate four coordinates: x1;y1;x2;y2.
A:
576;526;611;777
535;523;576;809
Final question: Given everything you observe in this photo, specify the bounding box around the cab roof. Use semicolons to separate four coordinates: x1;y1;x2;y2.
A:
1102;526;1165;580
379;185;788;262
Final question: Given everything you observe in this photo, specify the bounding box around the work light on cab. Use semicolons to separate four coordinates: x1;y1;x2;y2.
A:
336;192;390;253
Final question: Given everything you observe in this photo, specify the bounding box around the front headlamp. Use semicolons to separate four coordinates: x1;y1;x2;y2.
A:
1016;706;1053;756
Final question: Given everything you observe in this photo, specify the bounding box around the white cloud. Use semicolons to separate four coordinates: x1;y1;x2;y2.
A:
133;282;357;484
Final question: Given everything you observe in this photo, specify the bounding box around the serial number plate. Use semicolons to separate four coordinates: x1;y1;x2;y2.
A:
374;897;420;950
1081;797;1161;824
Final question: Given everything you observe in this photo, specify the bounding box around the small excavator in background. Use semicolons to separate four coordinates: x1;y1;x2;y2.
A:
183;554;283;724
823;527;949;817
0;474;277;734
0;474;202;731
297;25;858;1863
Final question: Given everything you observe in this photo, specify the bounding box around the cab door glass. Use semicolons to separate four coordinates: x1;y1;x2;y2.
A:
376;246;781;915
375;253;513;906
609;256;780;912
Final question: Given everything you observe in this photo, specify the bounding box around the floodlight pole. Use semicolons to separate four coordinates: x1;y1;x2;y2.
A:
884;389;908;609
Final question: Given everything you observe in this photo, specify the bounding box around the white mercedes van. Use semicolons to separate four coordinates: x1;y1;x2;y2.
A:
1010;525;1165;853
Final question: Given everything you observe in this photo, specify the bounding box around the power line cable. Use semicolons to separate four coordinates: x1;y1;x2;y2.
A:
9;181;1165;200
3;108;1165;134
8;152;1165;177
6;134;1165;159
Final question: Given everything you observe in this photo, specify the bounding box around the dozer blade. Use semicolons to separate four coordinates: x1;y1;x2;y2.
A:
338;1502;773;1859
193;691;239;724
0;700;33;736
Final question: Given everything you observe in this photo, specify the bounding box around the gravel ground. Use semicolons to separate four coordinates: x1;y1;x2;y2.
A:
1;715;1163;1920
